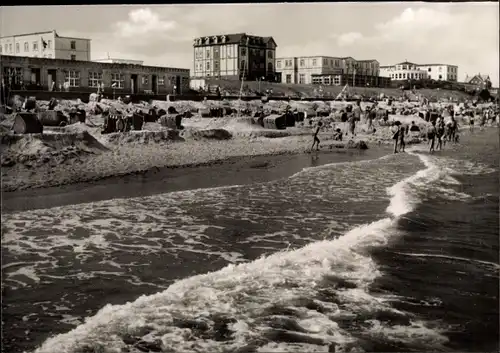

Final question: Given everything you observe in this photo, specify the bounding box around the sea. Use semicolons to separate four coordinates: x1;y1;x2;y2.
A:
2;128;498;353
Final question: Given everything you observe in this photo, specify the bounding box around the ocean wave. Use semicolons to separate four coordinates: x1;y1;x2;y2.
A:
32;153;453;353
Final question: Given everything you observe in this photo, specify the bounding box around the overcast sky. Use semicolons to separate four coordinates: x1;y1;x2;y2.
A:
1;2;498;86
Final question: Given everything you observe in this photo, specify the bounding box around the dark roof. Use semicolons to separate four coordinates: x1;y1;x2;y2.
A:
357;59;378;62
194;33;276;47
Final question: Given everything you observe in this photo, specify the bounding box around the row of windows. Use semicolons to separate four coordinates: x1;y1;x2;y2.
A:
277;58;375;70
390;72;426;80
196;60;273;72
0;40;78;55
195;47;273;60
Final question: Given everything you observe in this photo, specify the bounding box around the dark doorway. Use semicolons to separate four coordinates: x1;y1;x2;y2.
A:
31;68;41;86
131;74;138;94
47;69;57;91
175;76;181;94
152;74;157;94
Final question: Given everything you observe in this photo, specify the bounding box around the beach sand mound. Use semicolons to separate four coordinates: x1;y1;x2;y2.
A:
1;130;108;168
181;128;233;140
102;130;182;145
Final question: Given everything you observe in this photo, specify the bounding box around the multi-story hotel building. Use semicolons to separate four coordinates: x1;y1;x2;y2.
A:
380;61;458;82
191;33;277;82
275;55;388;87
0;30;91;61
1;55;190;94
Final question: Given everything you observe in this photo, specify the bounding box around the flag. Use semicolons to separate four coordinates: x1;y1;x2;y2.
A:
42;37;48;50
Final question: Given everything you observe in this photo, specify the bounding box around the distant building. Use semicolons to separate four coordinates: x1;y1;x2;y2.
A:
0;30;91;61
275;55;389;87
191;33;278;83
380;61;458;82
464;73;492;89
1;55;190;94
94;58;144;65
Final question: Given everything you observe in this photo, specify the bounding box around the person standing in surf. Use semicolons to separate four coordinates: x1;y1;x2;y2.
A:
428;121;437;153
311;121;322;151
469;111;475;132
391;122;400;154
436;119;445;151
398;124;406;152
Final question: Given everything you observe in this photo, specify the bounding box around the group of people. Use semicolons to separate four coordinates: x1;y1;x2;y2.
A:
426;116;459;153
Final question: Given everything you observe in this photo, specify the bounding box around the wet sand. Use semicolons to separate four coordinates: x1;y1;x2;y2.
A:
3;145;392;213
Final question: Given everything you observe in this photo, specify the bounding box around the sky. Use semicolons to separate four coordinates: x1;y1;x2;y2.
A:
1;2;498;86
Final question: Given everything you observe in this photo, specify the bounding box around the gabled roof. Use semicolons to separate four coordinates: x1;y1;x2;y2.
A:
357;59;379;63
465;74;491;83
193;33;276;47
395;61;418;66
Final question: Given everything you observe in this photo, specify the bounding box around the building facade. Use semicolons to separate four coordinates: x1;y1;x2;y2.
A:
380;61;458;82
464;73;492;89
0;30;91;61
192;33;277;82
1;55;190;94
275;55;387;87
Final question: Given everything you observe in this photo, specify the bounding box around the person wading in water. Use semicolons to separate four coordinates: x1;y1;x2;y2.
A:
428;121;437;153
311;121;322;151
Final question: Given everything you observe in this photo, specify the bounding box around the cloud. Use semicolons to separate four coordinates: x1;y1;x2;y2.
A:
335;32;363;46
333;5;499;85
114;8;176;38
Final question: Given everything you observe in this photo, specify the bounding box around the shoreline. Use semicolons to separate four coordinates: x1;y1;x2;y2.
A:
1;130;382;193
2;141;393;213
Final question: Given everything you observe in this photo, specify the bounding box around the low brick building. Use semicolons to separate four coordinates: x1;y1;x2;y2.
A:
1;55;190;95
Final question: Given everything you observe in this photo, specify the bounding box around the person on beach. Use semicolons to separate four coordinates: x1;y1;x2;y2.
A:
391;123;400;154
333;128;343;141
399;124;406;153
347;111;356;136
436;119;445;150
449;116;458;142
428;121;437;153
311;121;322;151
469;111;475;132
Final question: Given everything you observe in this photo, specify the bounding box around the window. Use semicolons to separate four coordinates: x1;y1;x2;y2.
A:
227;46;232;56
65;70;80;87
48;40;52;49
206;49;210;59
267;62;273;72
214;62;219;70
410;73;414;79
312;77;322;85
323;76;331;85
334;75;341;85
24;42;28;52
158;76;165;85
241;47;246;56
111;73;125;88
4;45;7;53
206;61;210;70
9;43;12;53
276;60;281;68
286;74;292;84
88;72;103;87
300;59;305;67
267;51;273;59
312;59;317;66
438;75;442;80
3;67;23;85
299;74;305;84
403;73;406;79
71;55;76;60
33;42;38;51
70;41;76;50
428;68;431;72
402;65;407;70
15;43;19;53
330;59;333;66
285;60;292;67
323;58;327;65
398;73;402;79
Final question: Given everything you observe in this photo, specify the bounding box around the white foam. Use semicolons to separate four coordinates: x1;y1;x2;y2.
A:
33;158;450;353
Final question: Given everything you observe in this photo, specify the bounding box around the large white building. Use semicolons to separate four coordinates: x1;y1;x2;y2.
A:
275;55;381;86
0;30;91;61
380;61;458;82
